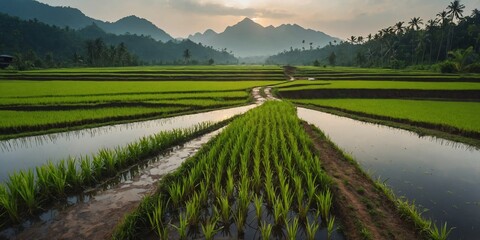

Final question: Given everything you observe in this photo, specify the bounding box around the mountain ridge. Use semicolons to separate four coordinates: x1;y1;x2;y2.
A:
188;17;341;57
0;0;173;42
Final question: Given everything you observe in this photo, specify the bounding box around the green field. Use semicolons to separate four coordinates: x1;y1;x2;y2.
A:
0;66;286;139
274;67;480;144
277;80;480;91
114;101;338;239
292;99;480;133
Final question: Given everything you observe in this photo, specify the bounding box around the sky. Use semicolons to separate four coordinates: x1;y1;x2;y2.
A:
36;0;479;39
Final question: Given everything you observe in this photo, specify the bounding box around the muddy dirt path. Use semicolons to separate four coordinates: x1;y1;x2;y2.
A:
303;122;421;240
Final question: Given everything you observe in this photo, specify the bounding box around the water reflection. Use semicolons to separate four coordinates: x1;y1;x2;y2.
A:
298;107;480;240
0;105;255;182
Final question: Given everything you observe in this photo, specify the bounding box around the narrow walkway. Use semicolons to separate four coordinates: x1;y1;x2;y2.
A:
303;122;420;240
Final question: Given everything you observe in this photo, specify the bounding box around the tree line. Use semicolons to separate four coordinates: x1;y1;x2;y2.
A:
267;1;480;73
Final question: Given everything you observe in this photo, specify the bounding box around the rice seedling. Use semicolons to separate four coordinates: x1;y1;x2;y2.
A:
15;170;37;214
253;194;263;222
396;198;431;232
99;149;116;176
225;168;234;199
305;218;320;240
201;215;221;240
198;181;209;206
260;221;273;240
327;216;336;239
216;196;230;224
185;193;201;226
168;182;185;209
429;222;453;240
316;189;333;222
80;156;94;185
172;213;188;240
66;158;82;191
47;161;68;197
233;206;247;235
147;198;166;238
285;217;299;240
272;197;287;226
0;191;20;223
35;165;51;198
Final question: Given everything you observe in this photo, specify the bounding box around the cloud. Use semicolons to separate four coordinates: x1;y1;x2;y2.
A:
168;0;293;18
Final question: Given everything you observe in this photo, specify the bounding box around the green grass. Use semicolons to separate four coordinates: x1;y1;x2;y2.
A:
291;99;480;133
0;80;280;98
277;80;480;91
0;91;249;106
0;106;187;129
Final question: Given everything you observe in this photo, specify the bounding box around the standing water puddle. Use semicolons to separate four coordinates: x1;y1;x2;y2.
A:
2;128;225;239
298;107;480;240
0;105;255;182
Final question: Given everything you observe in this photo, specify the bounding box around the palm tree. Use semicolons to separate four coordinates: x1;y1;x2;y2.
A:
408;17;423;64
448;46;474;71
357;36;364;44
367;34;373;42
446;0;465;55
447;0;465;22
436;11;449;60
348;36;357;44
394;21;406;35
408;17;424;31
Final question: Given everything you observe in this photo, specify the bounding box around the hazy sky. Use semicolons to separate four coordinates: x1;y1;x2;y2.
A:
37;0;479;39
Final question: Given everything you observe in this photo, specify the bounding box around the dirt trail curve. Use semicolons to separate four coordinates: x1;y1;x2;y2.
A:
303;122;421;240
12;87;269;240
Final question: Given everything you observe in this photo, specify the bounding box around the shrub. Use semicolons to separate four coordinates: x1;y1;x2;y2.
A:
439;61;458;73
464;63;480;73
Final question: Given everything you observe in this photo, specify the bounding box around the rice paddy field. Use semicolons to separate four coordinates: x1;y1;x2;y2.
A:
1;65;479;239
0;66;286;139
276;67;480;143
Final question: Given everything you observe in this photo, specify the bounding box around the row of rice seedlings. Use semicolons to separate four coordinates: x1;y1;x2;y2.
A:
0;121;222;227
113;101;339;239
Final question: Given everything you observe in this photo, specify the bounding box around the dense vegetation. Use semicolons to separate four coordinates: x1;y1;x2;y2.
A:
0;14;236;69
267;1;480;72
0;122;224;227
113;101;337;239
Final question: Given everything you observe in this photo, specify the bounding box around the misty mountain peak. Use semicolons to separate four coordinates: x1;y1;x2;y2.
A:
230;17;264;29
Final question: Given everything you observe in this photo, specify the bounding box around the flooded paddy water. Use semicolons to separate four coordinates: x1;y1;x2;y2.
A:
0;105;256;182
298;107;480;240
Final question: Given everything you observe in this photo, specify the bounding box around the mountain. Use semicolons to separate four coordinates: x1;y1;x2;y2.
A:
188;18;341;57
78;24;237;64
0;13;237;66
99;16;172;43
0;0;173;42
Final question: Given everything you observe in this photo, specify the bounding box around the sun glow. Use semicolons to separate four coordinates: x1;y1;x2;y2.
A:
225;0;253;8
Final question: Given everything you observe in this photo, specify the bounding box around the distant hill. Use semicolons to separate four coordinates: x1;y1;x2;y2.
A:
79;24;237;64
0;0;173;42
100;16;172;42
0;14;237;66
188;18;341;57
